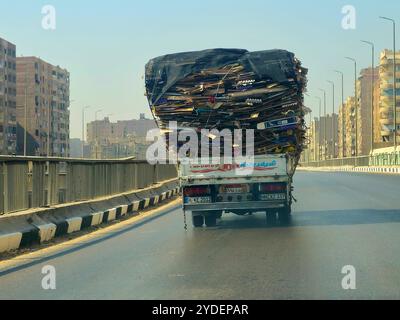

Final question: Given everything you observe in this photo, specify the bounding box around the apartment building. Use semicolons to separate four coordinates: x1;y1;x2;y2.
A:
87;115;157;159
16;57;70;157
338;103;346;158
307;118;320;162
320;114;338;159
0;37;17;155
378;50;400;143
344;97;357;157
356;67;380;155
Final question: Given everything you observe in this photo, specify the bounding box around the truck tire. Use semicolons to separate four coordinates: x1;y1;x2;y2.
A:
205;214;217;227
266;211;277;225
278;207;292;225
216;211;223;219
192;214;204;228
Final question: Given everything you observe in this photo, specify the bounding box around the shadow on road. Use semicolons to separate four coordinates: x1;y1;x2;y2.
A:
216;209;400;230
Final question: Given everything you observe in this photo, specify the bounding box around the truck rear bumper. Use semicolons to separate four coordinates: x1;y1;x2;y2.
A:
183;201;286;212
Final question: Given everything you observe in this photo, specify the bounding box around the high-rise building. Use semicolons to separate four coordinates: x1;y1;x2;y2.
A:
373;79;382;146
306;113;338;161
307;118;321;162
87;116;157;159
0;37;17;155
318;114;338;159
16;57;70;157
378;50;400;143
357;67;379;155
344;96;357;157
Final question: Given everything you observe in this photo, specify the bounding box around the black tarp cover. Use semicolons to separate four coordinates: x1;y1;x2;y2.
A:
145;48;298;106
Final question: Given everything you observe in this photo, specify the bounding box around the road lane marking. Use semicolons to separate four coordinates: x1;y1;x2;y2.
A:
0;198;182;274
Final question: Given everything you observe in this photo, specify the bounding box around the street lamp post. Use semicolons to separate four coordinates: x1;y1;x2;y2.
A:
379;16;397;149
82;106;90;158
327;80;336;159
345;57;358;158
335;70;345;158
361;40;376;155
319;89;327;160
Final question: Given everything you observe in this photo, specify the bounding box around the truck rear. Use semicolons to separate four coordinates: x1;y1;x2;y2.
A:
145;48;307;228
179;155;294;227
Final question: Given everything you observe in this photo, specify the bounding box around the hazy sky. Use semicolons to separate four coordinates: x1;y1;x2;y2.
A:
1;0;399;138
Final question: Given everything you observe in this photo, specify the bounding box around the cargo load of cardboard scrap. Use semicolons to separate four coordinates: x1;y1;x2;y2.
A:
145;48;308;163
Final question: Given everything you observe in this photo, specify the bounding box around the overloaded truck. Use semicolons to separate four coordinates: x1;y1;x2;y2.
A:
145;49;308;227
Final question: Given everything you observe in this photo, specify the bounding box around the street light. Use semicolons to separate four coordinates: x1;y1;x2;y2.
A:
327;80;336;159
379;16;397;149
361;40;376;155
319;88;327;160
335;70;345;158
82;106;90;158
345;57;358;157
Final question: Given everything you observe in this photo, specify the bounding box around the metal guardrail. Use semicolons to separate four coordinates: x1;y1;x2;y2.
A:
301;152;400;168
0;156;178;215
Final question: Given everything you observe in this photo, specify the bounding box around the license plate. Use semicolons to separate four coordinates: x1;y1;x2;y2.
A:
184;196;212;204
260;193;286;201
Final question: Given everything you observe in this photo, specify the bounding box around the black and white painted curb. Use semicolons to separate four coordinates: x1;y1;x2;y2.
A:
0;186;181;254
299;166;400;175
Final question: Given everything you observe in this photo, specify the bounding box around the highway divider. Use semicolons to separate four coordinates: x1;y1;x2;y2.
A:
0;156;180;254
0;156;178;215
298;166;400;175
0;178;181;254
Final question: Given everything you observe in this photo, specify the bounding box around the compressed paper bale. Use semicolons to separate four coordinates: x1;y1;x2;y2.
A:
145;48;308;170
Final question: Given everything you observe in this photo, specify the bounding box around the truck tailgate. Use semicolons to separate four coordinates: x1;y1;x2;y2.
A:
180;155;288;182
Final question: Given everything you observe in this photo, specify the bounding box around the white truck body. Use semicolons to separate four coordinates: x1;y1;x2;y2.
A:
179;155;294;224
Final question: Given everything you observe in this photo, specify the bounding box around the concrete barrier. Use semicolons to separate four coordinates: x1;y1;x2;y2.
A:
0;233;22;253
299;166;400;175
0;156;178;216
36;224;57;243
0;178;180;254
90;212;104;227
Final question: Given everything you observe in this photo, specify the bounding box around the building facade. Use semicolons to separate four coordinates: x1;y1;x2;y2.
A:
0;37;17;155
16;57;70;157
308;118;320;162
87;115;157;159
379;50;400;143
356;67;380;156
344;97;357;157
319;114;338;159
338;103;346;158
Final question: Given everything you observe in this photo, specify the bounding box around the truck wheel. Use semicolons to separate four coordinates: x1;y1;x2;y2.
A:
216;211;223;219
266;211;277;225
205;214;217;227
192;214;204;228
278;207;292;225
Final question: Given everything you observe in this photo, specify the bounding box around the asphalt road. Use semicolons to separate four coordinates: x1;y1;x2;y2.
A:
1;171;400;300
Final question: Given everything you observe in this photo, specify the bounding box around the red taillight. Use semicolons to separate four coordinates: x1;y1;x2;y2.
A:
184;186;211;197
259;183;286;193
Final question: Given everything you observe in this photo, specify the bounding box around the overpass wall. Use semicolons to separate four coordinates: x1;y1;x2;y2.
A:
0;156;177;215
301;152;400;168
